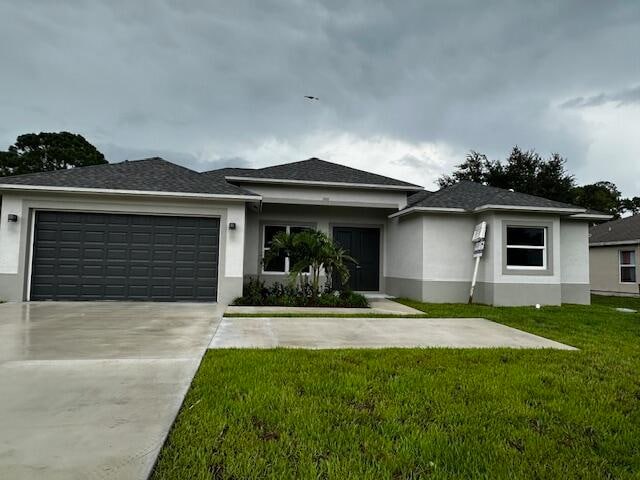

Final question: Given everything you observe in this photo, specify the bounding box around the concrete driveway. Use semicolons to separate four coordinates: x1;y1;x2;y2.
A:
0;301;221;480
210;317;576;350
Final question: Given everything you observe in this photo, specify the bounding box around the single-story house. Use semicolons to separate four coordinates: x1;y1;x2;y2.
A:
0;157;608;305
589;214;640;297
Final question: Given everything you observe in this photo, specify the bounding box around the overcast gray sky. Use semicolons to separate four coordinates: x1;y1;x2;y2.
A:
1;1;639;194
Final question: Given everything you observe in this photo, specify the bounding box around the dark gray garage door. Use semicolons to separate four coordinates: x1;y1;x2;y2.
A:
30;211;220;301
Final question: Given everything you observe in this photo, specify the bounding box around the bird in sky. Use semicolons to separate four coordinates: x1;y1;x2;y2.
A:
304;95;319;101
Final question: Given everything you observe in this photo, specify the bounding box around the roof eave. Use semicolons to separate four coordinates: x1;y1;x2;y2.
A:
225;176;422;191
390;203;589;219
0;184;262;201
388;206;468;218
569;213;613;221
589;240;640;247
473;204;585;214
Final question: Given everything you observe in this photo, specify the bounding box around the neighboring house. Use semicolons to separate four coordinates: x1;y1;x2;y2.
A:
0;157;608;306
589;215;640;297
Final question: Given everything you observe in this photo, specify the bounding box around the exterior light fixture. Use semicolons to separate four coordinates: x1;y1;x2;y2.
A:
7;214;18;223
229;222;236;230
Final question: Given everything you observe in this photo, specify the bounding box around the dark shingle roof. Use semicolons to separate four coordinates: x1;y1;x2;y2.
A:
406;181;583;212
0;158;258;197
407;189;433;206
205;157;421;189
589;215;640;244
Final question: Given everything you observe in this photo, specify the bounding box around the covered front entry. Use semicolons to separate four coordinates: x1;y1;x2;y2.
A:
30;211;220;302
333;226;380;291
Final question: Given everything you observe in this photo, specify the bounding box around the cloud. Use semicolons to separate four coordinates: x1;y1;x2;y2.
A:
198;132;459;189
0;0;639;195
560;85;640;109
392;154;433;170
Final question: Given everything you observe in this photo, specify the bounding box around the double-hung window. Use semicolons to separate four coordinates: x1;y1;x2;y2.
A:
262;225;309;273
619;250;637;283
506;226;546;270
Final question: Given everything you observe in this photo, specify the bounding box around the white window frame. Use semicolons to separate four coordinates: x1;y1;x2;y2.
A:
619;249;637;284
506;226;547;270
261;224;310;274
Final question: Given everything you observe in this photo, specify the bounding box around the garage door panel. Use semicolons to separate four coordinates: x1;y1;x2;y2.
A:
196;267;217;278
129;250;151;261
106;249;127;260
30;212;219;301
105;285;126;295
196;286;216;297
152;251;174;261
81;265;105;276
154;234;175;245
36;230;58;241
105;268;127;278
175;251;196;261
107;232;128;243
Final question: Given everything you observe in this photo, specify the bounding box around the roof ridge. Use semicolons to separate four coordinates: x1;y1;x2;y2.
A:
0;157;193;182
204;166;256;174
245;157;421;188
253;157;335;171
454;180;581;209
0;157;258;197
0;158;123;181
139;157;202;176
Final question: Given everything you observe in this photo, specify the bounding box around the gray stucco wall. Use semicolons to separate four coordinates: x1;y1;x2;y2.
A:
589;244;640;296
243;203;390;291
385;211;589;306
559;220;591;304
0;191;245;304
384;277;564;306
561;283;591;304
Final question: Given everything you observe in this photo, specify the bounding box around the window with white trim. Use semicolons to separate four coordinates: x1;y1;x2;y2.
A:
262;225;309;273
506;226;546;269
619;250;636;283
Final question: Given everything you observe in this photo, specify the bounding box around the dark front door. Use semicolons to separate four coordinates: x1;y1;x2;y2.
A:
333;227;380;291
30;211;220;302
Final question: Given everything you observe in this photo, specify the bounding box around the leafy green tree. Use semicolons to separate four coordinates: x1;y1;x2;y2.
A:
439;146;576;203
0;132;106;177
621;197;640;215
0;151;20;176
263;229;356;296
571;182;625;218
438;151;490;187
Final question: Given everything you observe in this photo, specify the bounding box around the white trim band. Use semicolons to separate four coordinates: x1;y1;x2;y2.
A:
388;206;467;218
590;240;640;247
568;213;613;220
0;184;261;201
473;204;585;214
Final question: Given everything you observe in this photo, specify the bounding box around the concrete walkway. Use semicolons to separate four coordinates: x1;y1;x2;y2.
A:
0;301;221;480
210;316;576;350
225;297;424;316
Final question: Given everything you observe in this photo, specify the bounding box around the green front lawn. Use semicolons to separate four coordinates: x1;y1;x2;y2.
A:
152;295;640;479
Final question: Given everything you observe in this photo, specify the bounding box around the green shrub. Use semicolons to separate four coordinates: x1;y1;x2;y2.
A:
232;278;369;308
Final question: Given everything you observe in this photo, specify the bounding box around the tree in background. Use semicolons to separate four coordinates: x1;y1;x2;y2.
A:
438;150;490;187
0;132;106;177
621;197;640;215
438;147;576;204
438;146;636;218
571;182;624;218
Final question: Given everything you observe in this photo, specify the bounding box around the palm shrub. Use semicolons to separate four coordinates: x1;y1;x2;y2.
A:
263;229;356;297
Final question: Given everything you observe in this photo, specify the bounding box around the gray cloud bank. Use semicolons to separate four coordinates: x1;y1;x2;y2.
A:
561;85;640;108
0;0;639;193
